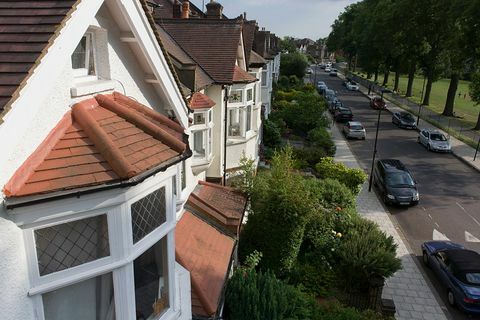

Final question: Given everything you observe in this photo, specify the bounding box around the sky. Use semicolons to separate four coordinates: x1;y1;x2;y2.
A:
189;0;360;40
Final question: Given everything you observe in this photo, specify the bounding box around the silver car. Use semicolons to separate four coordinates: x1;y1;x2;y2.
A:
343;121;366;140
418;129;451;152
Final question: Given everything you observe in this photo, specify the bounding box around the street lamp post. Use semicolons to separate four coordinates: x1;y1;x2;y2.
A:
369;89;392;192
474;137;480;161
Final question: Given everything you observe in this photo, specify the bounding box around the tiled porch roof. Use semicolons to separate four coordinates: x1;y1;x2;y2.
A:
233;65;257;84
189;92;215;110
175;211;235;318
4;92;188;198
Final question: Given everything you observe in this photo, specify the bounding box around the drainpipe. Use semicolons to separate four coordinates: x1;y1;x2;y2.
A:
223;86;229;186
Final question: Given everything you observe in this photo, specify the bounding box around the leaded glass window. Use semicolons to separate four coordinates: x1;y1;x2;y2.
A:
35;215;110;276
131;188;166;243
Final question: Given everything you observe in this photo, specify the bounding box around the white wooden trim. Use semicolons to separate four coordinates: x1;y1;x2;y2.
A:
113;264;136;320
120;31;136;43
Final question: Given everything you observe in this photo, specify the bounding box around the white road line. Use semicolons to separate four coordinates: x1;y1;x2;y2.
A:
422;207;427;211
456;201;480;227
433;229;450;241
428;214;433;220
435;223;440;228
465;231;480;243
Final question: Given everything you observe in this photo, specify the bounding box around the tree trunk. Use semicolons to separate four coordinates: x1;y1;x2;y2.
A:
442;73;459;116
367;72;372;79
393;68;400;93
382;70;390;87
475;112;480;130
406;63;415;97
374;70;379;83
422;77;433;106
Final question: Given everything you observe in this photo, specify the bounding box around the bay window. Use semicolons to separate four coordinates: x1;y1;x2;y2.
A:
23;175;177;320
246;105;252;132
228;90;243;103
228;107;244;137
261;70;267;87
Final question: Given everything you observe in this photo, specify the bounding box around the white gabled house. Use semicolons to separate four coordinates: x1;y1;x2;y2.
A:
0;0;196;319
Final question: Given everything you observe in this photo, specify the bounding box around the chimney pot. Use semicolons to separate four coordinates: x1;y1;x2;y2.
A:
206;0;223;19
173;0;181;18
181;0;190;19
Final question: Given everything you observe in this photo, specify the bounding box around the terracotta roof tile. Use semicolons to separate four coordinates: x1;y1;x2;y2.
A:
233;65;257;84
187;181;246;236
249;50;267;67
189;92;215;110
4;92;188;198
158;19;242;84
176;211;235;318
0;0;79;120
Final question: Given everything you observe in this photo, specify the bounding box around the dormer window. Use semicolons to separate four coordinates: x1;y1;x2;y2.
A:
72;33;96;79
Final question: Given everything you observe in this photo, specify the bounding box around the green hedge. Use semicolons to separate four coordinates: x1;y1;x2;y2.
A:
315;157;367;194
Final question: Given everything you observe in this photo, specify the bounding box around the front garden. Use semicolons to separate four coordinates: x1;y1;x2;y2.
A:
224;78;401;319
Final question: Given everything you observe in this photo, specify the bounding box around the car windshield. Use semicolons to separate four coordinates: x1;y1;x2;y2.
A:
401;113;414;120
386;172;415;187
430;133;447;141
350;125;363;130
340;109;352;114
465;273;480;285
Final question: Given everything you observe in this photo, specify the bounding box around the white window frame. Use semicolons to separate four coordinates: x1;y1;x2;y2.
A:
228;106;246;139
228;89;244;104
246;105;252;132
20;170;178;320
261;70;268;87
191;109;214;162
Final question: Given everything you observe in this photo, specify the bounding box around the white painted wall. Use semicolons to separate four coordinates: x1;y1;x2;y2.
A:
261;60;273;118
0;4;189;319
205;85;225;180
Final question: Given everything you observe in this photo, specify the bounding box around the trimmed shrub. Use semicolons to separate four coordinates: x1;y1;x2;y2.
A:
305;178;356;210
315;157;367;194
307;127;336;154
335;216;402;290
263;119;282;148
225;268;315;320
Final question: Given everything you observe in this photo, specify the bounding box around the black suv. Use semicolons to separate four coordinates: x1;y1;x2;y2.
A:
373;159;419;206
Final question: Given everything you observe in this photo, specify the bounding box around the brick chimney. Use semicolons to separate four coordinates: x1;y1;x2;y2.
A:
206;0;223;19
181;0;190;19
173;0;181;18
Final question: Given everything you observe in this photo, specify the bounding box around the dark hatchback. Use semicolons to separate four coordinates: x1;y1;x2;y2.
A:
422;241;480;314
373;159;419;206
392;111;417;129
334;106;353;122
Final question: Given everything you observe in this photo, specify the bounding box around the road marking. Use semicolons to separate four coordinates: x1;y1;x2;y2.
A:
433;229;450;241
428;214;433;220
465;231;480;243
456;202;480;227
435;222;440;228
422;207;427;211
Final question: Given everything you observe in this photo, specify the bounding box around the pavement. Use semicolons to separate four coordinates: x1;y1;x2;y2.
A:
329;113;449;320
348;75;480;174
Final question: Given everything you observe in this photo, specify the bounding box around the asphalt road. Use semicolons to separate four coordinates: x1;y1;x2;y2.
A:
312;67;480;320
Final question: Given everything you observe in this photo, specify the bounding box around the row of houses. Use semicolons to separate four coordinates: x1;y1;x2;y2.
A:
0;0;280;319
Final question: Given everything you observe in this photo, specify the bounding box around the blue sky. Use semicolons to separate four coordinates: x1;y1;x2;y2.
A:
189;0;360;40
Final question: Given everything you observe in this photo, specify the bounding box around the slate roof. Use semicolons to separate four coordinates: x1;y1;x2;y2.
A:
189;92;215;110
175;210;235;318
155;24;213;91
249;50;266;67
158;18;242;84
4;92;188;199
0;0;79;122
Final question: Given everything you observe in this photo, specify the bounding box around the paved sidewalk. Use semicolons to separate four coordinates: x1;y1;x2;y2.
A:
329;118;449;320
348;74;480;173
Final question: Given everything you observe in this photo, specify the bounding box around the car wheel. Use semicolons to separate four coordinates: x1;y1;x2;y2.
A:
447;289;456;307
422;251;430;267
362;136;366;140
427;144;431;151
382;193;390;205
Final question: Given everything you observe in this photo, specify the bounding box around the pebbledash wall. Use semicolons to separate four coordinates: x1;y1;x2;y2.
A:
0;4;192;319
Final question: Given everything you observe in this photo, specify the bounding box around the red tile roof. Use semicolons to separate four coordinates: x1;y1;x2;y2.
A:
189;92;215;110
187;181;246;236
4;92;187;198
158;19;242;84
0;0;79;121
176;211;235;318
233;65;257;84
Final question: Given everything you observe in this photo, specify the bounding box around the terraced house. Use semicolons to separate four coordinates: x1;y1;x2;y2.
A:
0;0;276;320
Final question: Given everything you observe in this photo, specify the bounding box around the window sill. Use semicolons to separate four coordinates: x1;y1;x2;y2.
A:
71;79;116;97
227;131;257;145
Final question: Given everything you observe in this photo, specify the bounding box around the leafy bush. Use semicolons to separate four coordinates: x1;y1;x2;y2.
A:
315;157;367;194
335;216;402;290
314;300;389;320
225;268;315;320
239;147;313;275
307;127;335;153
280;52;309;78
305;178;356;210
293;147;333;169
263;119;282;148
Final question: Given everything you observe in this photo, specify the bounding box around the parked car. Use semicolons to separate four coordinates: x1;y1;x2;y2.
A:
343;121;366;140
306;68;313;74
324;89;336;102
329;99;343;114
334;106;353;122
422;241;480;314
418;129;452;153
370;96;387;110
373;159;419;206
392;111;417;129
329;69;338;76
317;81;327;94
346;81;359;91
325;67;331;73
